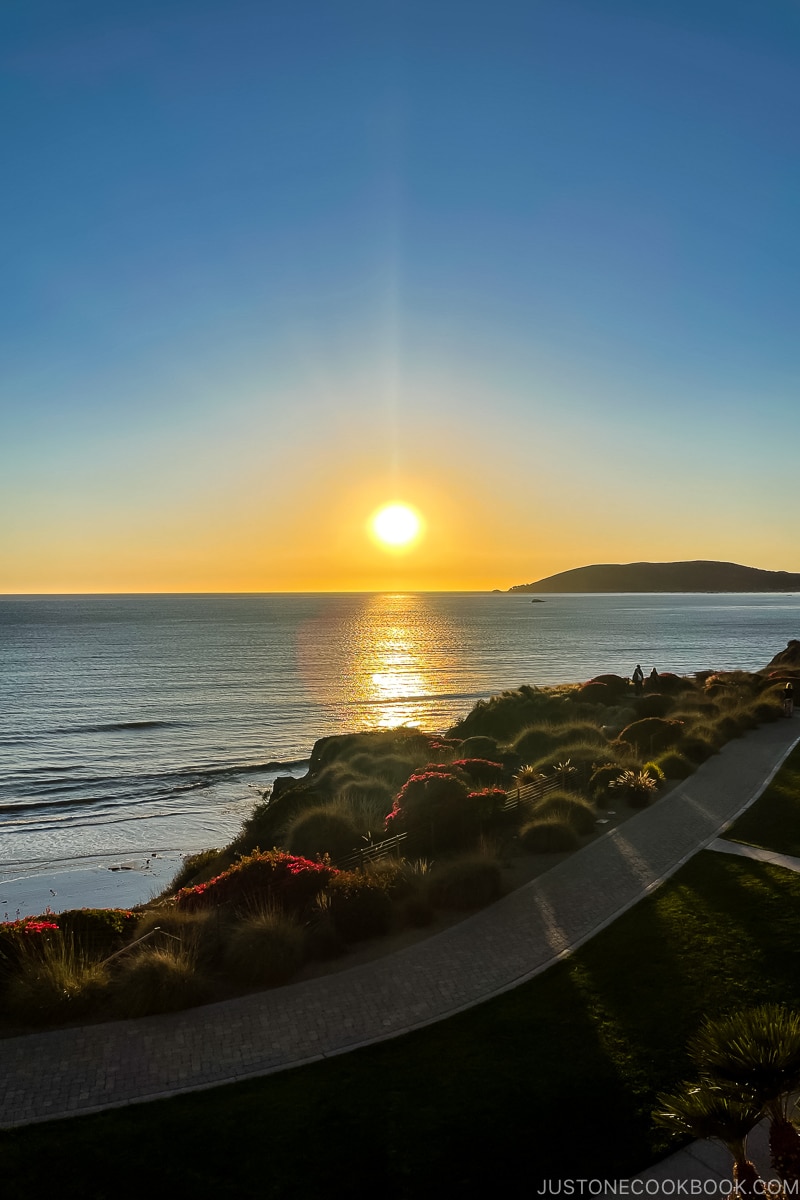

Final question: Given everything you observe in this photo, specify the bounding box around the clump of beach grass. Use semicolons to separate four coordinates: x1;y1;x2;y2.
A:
531;790;597;834
224;904;307;987
426;853;504;910
2;935;110;1025
111;945;211;1017
520;817;580;853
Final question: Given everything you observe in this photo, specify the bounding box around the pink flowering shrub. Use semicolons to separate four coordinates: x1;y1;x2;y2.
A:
386;769;505;851
449;758;505;786
174;849;337;914
0;915;62;979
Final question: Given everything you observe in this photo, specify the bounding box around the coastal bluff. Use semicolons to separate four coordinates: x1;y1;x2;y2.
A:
509;560;800;594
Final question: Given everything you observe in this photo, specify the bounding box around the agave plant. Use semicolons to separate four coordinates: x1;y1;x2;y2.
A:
653;1082;763;1196
689;1005;800;1184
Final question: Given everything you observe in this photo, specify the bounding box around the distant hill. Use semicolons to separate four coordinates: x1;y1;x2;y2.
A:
509;560;800;593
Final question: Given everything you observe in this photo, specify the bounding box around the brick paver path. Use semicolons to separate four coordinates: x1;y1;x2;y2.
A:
2;719;798;1129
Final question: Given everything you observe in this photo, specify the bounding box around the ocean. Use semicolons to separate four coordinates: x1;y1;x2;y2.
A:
1;591;798;915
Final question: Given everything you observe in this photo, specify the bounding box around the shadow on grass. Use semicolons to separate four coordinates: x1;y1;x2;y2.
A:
725;743;800;856
4;854;800;1199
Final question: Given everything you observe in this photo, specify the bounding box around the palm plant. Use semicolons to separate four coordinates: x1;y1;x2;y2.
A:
689;1006;800;1185
653;1083;763;1196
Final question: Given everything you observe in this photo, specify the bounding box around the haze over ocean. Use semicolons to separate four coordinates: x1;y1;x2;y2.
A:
2;591;798;914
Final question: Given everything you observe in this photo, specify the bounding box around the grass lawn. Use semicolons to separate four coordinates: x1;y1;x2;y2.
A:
724;738;800;856
3;851;800;1199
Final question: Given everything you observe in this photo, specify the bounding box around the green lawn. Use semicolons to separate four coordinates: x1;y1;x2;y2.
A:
3;851;800;1199
724;739;800;856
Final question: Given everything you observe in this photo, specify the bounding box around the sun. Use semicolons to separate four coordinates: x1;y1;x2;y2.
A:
369;503;423;549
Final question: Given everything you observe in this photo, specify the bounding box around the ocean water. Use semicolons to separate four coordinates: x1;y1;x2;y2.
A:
1;591;798;912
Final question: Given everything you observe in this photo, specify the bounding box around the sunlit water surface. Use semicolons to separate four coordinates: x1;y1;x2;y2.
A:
1;592;798;909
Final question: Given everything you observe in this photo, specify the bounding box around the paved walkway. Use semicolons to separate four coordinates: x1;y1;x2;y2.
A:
1;719;798;1130
708;836;800;874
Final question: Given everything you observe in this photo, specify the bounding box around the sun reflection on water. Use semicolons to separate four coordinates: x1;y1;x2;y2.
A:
296;593;459;732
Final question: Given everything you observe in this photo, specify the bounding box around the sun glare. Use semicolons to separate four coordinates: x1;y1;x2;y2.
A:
370;503;423;549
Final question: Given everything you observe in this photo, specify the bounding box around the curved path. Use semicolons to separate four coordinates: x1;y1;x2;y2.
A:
2;718;798;1129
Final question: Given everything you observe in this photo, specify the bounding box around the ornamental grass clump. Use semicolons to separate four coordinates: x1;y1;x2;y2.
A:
285;806;361;862
654;750;694;779
135;907;227;970
111;946;210;1018
426;855;504;911
589;763;626;804
174;849;336;915
531;790;597;834
224;906;307;987
2;934;110;1025
616;717;684;756
520;818;580;854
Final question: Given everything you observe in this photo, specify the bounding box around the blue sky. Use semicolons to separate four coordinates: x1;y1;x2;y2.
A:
2;0;798;590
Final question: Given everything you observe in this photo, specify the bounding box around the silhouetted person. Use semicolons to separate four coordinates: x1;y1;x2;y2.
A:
649;667;659;682
632;664;644;696
784;683;794;718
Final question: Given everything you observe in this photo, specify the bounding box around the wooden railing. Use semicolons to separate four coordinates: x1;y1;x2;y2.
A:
502;772;563;813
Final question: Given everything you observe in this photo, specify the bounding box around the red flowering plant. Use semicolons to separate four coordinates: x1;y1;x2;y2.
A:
0;915;62;979
449;758;505;787
174;849;337;914
385;768;502;852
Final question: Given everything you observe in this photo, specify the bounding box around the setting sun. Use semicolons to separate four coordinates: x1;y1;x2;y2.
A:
369;503;423;550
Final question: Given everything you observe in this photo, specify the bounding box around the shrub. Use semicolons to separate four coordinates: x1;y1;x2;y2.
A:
326;872;394;942
520;818;580;853
655;750;694;779
385;769;497;850
174;849;336;914
224;907;306;986
346;753;419;788
649;672;687;694
55;908;138;957
458;735;501;760
530;744;606;784
426;856;504;910
309;729;430;775
230;783;326;856
616;717;684;755
448;685;557;742
589;763;626;802
636;693;674;718
167;848;222;892
450;758;505;787
642;761;666;783
573;682;615;706
680;735;716;763
304;894;345;961
512;722;607;763
134;908;227;969
532;791;597;834
111;947;210;1018
590;674;630;698
284;806;361;861
753;695;784;723
1;936;110;1025
0;915;61;981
